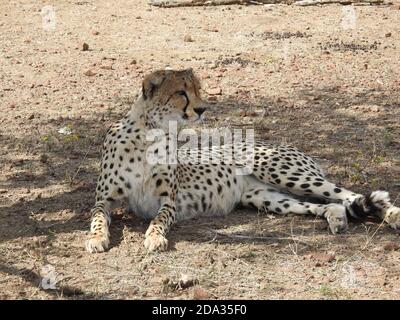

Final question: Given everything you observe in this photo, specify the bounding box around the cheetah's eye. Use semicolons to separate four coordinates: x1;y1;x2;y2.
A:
174;91;189;109
174;91;190;114
176;91;187;96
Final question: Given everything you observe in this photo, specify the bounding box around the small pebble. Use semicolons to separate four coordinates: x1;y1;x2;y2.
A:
183;34;194;42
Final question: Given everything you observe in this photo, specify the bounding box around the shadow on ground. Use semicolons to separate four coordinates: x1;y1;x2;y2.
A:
1;86;398;244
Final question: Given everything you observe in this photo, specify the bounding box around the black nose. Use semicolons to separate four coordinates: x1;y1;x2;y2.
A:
194;107;206;116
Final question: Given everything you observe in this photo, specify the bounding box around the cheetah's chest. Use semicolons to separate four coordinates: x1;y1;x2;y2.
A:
124;160;162;220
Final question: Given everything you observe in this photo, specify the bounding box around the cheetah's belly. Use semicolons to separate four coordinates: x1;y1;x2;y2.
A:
175;165;245;221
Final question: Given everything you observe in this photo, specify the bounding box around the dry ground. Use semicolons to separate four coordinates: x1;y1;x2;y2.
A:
1;0;400;299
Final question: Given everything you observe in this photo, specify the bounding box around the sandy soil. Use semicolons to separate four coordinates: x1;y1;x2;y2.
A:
1;0;400;299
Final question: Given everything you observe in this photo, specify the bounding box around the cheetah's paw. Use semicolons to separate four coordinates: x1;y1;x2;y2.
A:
385;206;400;230
144;230;168;252
85;233;110;253
325;204;348;234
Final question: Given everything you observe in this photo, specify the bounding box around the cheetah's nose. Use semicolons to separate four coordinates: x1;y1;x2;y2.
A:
194;107;206;116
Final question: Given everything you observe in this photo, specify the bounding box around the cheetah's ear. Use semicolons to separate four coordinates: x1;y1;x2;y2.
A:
142;71;166;100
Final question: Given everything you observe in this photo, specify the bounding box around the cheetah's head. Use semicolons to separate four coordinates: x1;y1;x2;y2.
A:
142;68;207;130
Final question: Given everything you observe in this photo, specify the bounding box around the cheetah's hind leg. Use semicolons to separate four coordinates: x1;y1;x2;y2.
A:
252;161;400;230
241;178;348;234
281;177;400;230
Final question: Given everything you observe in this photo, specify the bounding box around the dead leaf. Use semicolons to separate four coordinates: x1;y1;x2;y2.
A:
82;42;89;51
183;34;194;42
84;70;96;76
383;242;399;251
310;252;335;263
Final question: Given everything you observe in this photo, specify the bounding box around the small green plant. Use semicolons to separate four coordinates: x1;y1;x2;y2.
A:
319;285;335;297
319;285;352;300
351;162;361;170
350;173;362;183
372;155;385;164
63;133;80;143
382;129;394;147
370;178;379;189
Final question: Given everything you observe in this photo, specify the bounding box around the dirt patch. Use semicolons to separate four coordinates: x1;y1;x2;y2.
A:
215;55;261;67
251;31;312;40
1;0;400;299
319;40;380;52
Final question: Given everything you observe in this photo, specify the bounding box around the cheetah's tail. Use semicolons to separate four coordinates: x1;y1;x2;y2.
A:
346;190;391;220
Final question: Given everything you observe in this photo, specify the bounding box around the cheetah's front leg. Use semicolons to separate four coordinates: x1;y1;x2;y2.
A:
144;200;177;251
144;164;178;252
86;181;125;253
86;201;112;253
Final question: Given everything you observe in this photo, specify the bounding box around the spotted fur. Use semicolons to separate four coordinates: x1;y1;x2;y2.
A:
86;69;400;253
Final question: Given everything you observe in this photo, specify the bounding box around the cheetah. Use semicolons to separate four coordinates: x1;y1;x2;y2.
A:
86;68;400;253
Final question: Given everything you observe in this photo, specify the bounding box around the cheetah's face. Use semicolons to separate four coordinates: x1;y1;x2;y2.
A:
142;68;206;130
